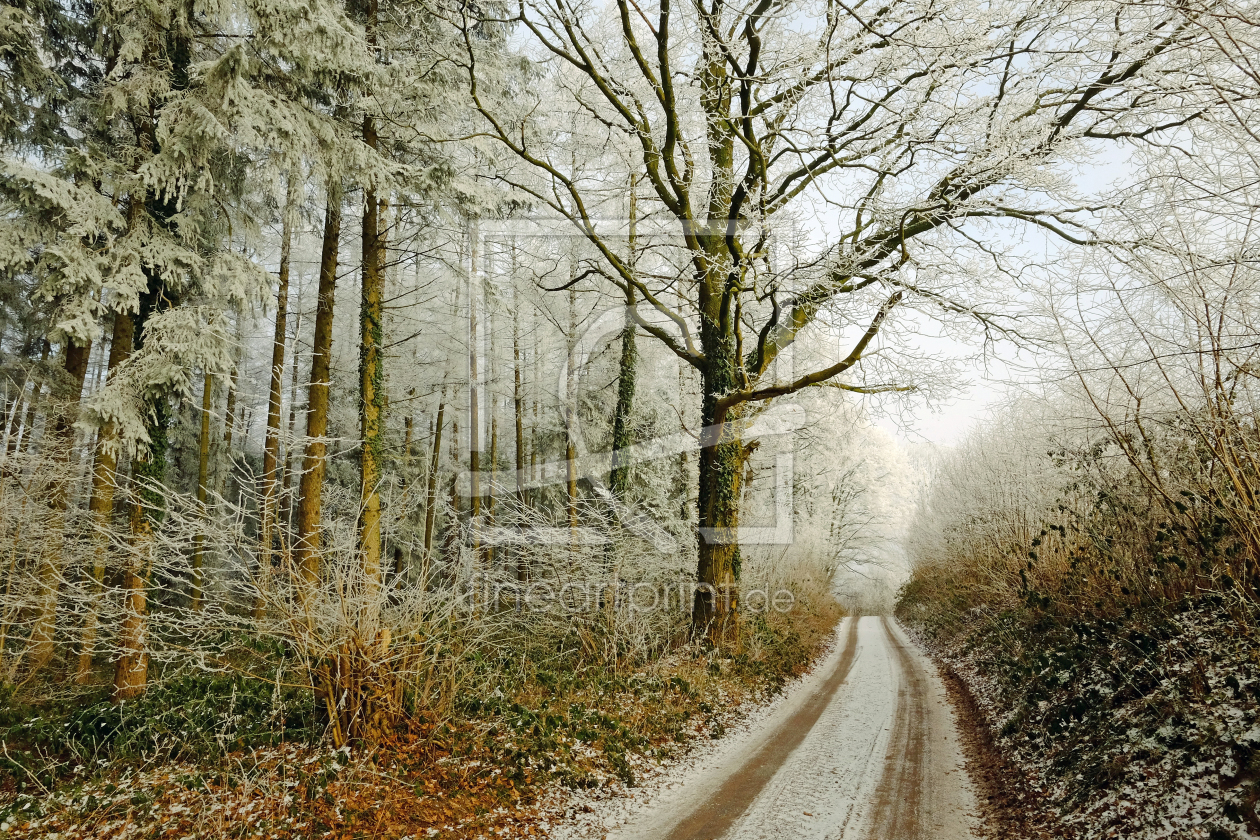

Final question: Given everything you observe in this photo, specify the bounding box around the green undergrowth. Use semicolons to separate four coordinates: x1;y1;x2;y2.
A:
449;607;840;791
0;665;316;796
0;601;841;836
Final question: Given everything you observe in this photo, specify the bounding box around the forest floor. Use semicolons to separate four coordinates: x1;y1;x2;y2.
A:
550;616;982;840
0;608;841;838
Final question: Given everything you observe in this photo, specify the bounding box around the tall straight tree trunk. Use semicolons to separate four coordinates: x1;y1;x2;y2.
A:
190;370;213;611
115;268;177;701
281;307;303;529
423;389;445;558
8;340;50;467
3;343;43;471
222;365;238;453
512;292;527;581
358;176;386;602
513;304;525;505
261;174;297;614
441;418;460;565
114;396;169;701
677;352;692;520
77;312;134;683
565;287;578;541
486;304;497;567
393;389;415;582
218;320;241;503
608;302;637;496
24;335;92;678
467;219;481;541
295;185;341;596
609;176;638;503
3;365;28;455
2;382;20;465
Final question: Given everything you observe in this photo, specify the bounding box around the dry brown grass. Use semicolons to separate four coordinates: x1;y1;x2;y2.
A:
1;578;842;839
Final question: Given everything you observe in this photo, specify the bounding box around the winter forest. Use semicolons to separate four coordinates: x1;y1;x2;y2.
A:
1;0;1259;836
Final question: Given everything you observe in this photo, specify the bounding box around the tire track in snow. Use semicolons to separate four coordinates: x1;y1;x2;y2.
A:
659;616;862;840
721;616;902;840
591;617;979;840
865;616;930;839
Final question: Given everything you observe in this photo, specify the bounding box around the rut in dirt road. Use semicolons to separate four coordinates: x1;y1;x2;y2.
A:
609;616;979;840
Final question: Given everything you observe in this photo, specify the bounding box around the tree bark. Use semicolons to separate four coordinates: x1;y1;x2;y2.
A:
76;312;133;684
3;341;44;471
441;419;461;565
24;336;91;679
565;287;578;541
281;307;302;529
114;396;168;702
190;370;212;611
423;390;445;559
609;176;638;503
692;276;745;642
467;219;481;545
486;305;497;567
513;309;525;504
261;174;297;614
294;187;341;598
222;369;238;452
113;268;174;701
9;340;50;466
394;391;415;583
358;175;385;602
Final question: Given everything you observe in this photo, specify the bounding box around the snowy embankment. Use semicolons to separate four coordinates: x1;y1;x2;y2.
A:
908;598;1260;840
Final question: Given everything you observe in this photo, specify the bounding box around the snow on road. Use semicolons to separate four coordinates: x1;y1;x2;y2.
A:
558;616;980;840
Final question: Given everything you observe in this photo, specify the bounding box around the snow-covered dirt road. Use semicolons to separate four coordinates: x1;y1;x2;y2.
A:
588;616;980;840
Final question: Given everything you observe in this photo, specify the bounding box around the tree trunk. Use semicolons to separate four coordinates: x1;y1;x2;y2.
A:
609;311;636;499
294;185;341;596
223;370;238;452
512;270;526;503
114;397;169;701
190;370;212;611
358;176;385;602
114;271;175;700
512;304;527;581
3;344;42;472
24;336;92;679
76;312;134;684
423;390;445;558
403;405;414;463
692;313;745;643
566;437;578;534
394;394;414;583
261;174;297;615
441;419;461;565
281;307;303;529
565;287;578;543
486;305;497;567
7;340;50;469
610;177;638;504
512;337;525;503
467;219;481;548
218;328;239;502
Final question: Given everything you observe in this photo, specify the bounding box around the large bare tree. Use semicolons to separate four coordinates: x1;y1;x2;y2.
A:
456;0;1220;638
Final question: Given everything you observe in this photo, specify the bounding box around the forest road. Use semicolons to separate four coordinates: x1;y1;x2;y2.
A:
606;616;980;840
